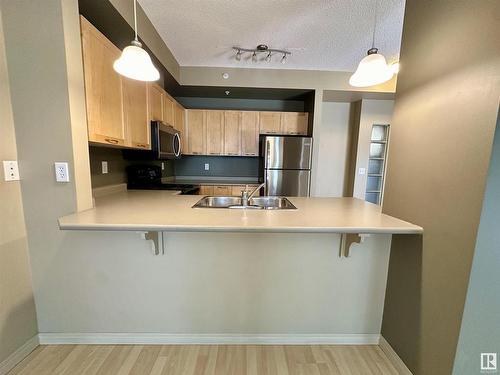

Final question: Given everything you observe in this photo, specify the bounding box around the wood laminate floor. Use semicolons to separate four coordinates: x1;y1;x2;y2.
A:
8;344;400;375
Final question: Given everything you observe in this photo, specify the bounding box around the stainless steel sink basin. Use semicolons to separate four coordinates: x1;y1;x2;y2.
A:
192;196;296;210
249;197;297;210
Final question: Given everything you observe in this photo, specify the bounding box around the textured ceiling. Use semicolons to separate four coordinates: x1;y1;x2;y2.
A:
138;0;405;72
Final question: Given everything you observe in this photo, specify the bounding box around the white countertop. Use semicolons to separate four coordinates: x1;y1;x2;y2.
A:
58;191;422;234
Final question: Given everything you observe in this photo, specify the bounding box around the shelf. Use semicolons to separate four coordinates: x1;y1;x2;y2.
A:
368;174;383;177
370;140;387;144
369;157;385;160
366;190;381;193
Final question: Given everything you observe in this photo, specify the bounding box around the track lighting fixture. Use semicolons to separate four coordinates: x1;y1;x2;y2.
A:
233;44;291;64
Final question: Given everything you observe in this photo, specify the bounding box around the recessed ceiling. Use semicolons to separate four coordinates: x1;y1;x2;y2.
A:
138;0;405;72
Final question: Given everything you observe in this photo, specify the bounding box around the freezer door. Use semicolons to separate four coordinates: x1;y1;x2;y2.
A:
263;136;313;169
265;169;311;197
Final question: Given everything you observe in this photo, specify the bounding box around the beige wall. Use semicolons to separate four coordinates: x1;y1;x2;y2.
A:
381;1;500;374
0;7;38;364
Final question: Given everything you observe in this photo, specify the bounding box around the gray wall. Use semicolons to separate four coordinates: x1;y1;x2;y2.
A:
89;146;175;188
0;4;38;363
381;1;500;374
453;114;500;374
176;97;305;112
174;155;259;178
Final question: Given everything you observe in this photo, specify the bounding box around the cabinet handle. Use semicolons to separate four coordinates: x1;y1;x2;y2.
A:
209;152;220;155
191;152;201;155
105;138;119;144
136;143;147;148
227;152;239;156
244;153;257;156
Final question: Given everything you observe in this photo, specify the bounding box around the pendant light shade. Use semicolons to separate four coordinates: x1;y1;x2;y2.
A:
113;0;159;82
349;48;394;87
114;41;160;81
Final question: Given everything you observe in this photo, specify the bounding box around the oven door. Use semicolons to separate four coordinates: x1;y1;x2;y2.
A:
152;121;181;159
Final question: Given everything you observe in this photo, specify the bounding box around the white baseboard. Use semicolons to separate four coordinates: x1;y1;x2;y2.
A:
38;333;380;345
379;336;413;375
0;335;39;375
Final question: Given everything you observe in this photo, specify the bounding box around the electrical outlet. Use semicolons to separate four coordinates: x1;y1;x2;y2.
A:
161;162;165;171
54;162;70;182
358;167;366;175
3;160;20;181
101;161;108;174
204;163;210;171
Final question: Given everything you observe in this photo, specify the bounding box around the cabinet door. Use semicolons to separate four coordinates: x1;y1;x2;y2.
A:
206;110;224;155
241;111;259;156
231;185;245;196
163;94;175;126
81;17;125;146
199;185;214;195
148;84;163;122
281;112;308;135
174;104;187;153
213;185;231;196
186;110;205;155
122;77;150;149
259;112;281;134
224;111;241;156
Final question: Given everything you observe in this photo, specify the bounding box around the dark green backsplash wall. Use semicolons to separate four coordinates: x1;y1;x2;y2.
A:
174;155;259;178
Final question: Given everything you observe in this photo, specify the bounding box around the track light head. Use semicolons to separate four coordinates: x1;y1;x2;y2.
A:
281;54;287;64
235;49;242;61
252;51;257;62
265;52;272;62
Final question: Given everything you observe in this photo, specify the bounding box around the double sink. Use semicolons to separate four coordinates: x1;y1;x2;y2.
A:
193;196;297;210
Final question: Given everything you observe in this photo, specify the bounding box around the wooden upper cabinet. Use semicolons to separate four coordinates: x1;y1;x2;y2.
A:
148;84;163;122
122;77;150;149
259;112;281;134
186;110;205;155
163;94;175;127
281;112;308;135
241;111;259;156
174;103;187;153
224;111;241;156
205;110;224;155
81;17;125;146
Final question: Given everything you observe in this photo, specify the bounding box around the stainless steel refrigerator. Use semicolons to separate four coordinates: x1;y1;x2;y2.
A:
260;135;313;197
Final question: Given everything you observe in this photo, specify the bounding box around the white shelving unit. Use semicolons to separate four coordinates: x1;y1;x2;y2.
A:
365;124;390;205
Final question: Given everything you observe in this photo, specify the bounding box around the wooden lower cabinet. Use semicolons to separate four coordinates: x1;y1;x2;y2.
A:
213;185;232;196
198;185;214;195
199;184;260;196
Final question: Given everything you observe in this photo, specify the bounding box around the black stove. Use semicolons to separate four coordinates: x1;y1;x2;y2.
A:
126;165;199;195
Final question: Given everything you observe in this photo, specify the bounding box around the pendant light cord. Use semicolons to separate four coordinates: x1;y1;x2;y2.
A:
133;0;138;42
371;0;379;49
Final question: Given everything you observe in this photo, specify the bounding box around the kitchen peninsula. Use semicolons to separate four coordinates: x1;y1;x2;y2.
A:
55;191;421;345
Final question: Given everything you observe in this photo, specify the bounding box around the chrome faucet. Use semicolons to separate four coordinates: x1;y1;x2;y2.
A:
241;183;265;206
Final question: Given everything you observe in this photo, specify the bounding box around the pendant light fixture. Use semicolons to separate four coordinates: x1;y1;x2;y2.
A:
349;0;395;87
113;0;160;81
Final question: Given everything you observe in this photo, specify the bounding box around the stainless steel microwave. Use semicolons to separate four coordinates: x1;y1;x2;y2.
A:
151;121;181;159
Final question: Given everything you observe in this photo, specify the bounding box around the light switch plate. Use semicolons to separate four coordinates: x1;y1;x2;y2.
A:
204;163;210;171
161;162;165;171
3;160;20;181
54;162;70;182
101;161;108;174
